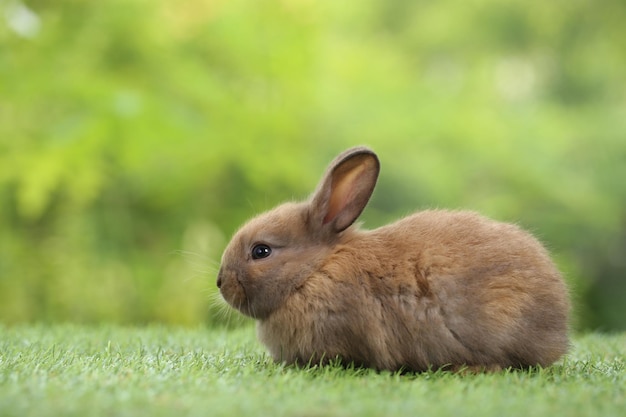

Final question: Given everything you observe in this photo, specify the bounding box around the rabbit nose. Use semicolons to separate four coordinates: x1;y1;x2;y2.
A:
216;268;224;288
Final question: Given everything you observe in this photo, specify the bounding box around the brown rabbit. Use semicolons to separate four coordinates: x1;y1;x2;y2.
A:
217;146;570;372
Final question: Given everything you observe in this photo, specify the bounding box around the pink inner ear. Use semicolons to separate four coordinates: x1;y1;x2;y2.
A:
322;164;365;225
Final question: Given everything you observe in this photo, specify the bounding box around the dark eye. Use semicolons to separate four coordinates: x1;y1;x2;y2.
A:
251;244;272;260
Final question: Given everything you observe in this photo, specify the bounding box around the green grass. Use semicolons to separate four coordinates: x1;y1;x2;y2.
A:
0;325;624;417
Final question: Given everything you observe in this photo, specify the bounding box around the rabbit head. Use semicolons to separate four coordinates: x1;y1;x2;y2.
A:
217;147;379;319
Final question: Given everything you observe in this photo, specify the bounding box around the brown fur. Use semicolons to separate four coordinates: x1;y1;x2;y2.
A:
217;147;570;372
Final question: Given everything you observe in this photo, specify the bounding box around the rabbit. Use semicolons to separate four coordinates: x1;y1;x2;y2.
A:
217;146;570;372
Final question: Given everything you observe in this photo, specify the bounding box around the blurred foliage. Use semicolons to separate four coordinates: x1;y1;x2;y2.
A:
0;0;624;330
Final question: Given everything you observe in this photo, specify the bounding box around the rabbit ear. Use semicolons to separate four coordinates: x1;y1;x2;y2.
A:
309;147;380;233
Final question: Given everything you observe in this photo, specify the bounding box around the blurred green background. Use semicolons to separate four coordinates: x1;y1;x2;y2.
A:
1;0;624;330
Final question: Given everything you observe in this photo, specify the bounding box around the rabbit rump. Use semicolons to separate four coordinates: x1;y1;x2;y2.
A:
217;147;570;372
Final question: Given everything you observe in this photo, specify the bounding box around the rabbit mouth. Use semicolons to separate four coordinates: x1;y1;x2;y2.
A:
218;271;254;317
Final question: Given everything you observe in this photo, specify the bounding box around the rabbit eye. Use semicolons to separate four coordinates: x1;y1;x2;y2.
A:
251;244;272;260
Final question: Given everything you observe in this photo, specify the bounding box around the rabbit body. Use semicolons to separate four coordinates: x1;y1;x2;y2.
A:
218;147;570;371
